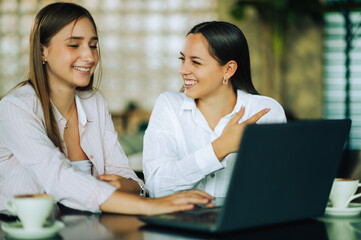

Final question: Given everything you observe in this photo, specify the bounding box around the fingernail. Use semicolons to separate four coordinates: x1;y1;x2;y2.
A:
265;108;270;112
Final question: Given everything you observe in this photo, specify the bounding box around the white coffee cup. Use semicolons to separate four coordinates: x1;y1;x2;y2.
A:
329;178;361;208
6;193;55;231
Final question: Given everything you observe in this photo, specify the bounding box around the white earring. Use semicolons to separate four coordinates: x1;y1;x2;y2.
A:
222;77;228;84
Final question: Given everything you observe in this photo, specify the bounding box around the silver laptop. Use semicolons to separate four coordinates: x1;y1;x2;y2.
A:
140;119;351;233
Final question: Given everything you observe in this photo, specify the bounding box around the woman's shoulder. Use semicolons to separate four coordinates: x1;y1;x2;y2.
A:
237;90;286;122
238;90;283;110
156;91;185;107
240;91;286;123
0;84;38;108
158;91;184;101
0;84;42;120
251;94;283;109
148;91;186;118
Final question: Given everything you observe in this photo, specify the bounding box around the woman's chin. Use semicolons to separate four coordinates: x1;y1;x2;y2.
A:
184;90;195;98
74;79;91;88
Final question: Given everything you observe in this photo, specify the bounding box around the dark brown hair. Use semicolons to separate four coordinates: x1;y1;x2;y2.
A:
187;21;258;94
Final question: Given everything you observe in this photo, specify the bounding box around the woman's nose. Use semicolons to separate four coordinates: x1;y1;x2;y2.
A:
179;63;190;76
81;47;95;63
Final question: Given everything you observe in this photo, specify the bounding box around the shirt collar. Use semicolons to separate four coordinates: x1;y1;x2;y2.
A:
51;94;89;127
178;89;247;118
179;94;197;117
52;102;62;123
227;89;246;118
75;94;88;127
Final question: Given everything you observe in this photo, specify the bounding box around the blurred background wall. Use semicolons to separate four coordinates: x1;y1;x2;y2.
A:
0;0;360;176
218;0;325;120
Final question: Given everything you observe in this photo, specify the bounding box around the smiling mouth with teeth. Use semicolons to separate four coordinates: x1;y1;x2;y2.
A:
184;79;198;86
73;66;90;72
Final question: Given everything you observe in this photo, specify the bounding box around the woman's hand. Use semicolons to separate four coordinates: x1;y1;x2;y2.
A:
100;189;215;216
212;106;270;161
142;190;215;215
98;174;140;195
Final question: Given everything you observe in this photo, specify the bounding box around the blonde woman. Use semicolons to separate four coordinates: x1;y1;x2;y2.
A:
0;2;213;214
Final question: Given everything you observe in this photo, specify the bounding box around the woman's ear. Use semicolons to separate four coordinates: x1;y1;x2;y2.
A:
41;44;48;59
224;60;237;79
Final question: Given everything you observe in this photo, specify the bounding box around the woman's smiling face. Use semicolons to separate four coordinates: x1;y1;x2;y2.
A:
179;33;227;100
42;17;99;90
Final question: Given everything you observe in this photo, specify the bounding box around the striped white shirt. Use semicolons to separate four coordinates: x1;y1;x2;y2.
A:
143;90;287;198
0;84;143;212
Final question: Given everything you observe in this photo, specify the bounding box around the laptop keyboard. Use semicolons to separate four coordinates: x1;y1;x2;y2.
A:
157;207;220;225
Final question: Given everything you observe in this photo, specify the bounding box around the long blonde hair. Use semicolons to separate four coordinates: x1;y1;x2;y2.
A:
23;2;101;153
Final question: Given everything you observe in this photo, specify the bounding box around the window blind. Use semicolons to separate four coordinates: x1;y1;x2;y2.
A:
324;8;361;150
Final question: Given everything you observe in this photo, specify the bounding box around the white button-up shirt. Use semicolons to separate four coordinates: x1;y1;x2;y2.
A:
0;84;143;212
143;90;287;198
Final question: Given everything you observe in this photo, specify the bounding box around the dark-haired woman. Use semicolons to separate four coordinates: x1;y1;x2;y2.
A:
0;2;213;215
143;21;287;198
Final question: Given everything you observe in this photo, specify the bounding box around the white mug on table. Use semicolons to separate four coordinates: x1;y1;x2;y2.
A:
329;178;361;208
5;193;55;231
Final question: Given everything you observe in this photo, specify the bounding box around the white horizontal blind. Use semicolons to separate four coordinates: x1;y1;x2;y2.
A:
324;9;361;149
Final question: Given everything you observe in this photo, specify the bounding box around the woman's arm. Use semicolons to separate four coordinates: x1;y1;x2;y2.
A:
0;92;116;212
144;94;276;197
143;94;224;198
100;189;214;215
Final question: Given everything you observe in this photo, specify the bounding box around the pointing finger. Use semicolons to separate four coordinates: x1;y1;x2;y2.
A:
244;108;270;125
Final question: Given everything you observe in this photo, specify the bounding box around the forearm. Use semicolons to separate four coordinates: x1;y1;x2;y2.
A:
211;137;229;161
100;190;147;215
100;189;215;216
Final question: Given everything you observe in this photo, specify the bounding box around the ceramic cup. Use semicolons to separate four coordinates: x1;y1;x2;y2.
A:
329;178;361;208
6;193;55;231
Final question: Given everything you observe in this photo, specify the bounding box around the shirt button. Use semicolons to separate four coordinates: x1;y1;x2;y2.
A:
210;173;215;178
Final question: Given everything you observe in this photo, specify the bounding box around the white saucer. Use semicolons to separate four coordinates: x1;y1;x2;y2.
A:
1;220;64;239
325;203;361;217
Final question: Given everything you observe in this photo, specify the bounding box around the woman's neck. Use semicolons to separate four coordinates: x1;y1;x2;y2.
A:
50;87;76;117
196;87;237;130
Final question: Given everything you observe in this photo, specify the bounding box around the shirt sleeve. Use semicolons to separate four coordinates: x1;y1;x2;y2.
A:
143;94;223;198
100;96;144;188
0;99;116;212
